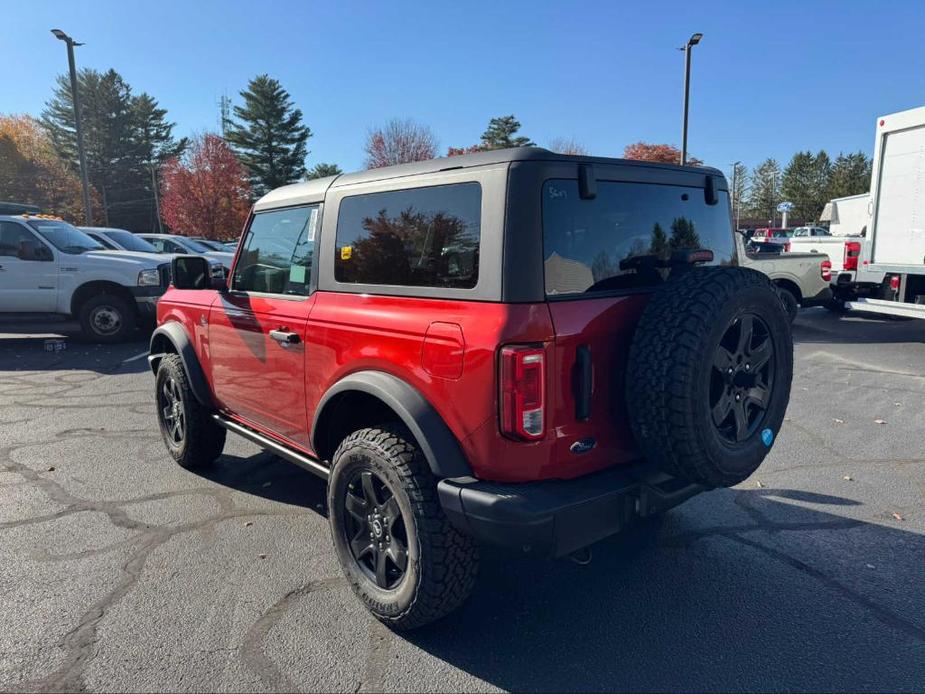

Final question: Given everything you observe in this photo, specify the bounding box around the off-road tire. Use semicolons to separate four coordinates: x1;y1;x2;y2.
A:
155;354;225;468
78;293;136;343
777;286;800;324
626;267;793;488
328;426;478;630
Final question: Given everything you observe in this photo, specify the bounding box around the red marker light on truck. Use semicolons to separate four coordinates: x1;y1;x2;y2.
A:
500;346;545;440
844;241;861;271
821;259;832;282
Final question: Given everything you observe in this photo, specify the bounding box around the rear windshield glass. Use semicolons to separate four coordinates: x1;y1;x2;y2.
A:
105;230;159;253
542;179;734;296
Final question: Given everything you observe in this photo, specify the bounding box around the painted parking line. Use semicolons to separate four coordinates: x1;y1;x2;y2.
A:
122;350;150;364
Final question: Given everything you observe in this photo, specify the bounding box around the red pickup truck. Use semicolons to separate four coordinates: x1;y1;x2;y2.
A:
149;149;793;629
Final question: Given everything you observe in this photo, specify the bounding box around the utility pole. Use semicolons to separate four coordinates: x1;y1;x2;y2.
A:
150;164;164;233
679;33;702;166
731;161;741;230
51;29;92;225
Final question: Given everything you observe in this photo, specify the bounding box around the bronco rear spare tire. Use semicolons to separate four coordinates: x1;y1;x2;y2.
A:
625;267;793;488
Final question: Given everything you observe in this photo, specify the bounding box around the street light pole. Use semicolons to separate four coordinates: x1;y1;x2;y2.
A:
731;161;741;230
52;29;92;225
679;32;702;166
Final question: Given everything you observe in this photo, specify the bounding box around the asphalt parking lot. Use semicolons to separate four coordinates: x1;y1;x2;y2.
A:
1;309;924;692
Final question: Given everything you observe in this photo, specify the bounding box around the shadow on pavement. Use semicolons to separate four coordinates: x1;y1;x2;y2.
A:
793;308;925;345
0;336;151;375
202;448;925;691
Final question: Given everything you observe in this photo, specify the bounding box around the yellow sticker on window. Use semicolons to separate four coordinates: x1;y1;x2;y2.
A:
340;246;352;260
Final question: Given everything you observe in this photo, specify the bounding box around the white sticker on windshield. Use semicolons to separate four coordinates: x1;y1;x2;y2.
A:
307;207;318;242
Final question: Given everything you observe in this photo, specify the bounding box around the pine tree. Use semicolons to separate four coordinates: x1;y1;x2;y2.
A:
226;75;311;195
306;162;342;180
42;68;182;230
730;162;749;226
649;222;669;258
828;152;872;199
746;158;782;223
669;217;701;250
480;115;534;149
781;150;831;223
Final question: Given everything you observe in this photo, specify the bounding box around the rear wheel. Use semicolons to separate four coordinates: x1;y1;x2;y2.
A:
328;426;478;630
776;286;800;324
626;267;793;488
155;354;225;468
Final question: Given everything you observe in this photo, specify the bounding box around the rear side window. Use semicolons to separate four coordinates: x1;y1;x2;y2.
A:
234;205;319;295
542;179;734;296
334;183;481;288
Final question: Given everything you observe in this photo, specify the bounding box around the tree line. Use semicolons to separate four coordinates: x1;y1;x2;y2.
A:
0;64;873;238
732;151;871;226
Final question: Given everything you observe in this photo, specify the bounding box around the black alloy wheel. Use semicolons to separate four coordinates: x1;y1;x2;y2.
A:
343;469;409;590
710;313;775;444
158;374;186;448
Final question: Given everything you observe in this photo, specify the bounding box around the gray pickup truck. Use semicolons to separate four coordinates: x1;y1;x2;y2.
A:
739;238;832;322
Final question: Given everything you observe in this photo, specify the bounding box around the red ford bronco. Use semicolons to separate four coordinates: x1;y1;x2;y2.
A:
149;148;792;629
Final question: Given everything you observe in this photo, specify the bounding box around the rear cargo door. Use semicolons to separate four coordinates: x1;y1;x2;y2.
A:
871;117;925;268
541;176;736;472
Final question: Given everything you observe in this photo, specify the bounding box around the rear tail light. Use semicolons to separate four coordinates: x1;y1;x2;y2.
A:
889;274;901;292
844;241;862;271
500;345;545;440
821;259;832;282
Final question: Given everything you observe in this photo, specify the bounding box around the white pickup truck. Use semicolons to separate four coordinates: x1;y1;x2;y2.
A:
0;214;170;341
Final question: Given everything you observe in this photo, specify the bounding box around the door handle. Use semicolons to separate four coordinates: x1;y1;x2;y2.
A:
269;329;301;346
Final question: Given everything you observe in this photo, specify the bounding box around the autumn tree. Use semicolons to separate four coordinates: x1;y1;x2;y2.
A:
306;162;342;180
623;142;702;166
226;74;311;195
42;68;183;230
827;152;872;199
159;134;252;241
548;137;587;155
364;119;438;169
0;114;100;222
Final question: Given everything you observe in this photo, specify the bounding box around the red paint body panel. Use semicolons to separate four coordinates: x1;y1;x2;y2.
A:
155;285;650;483
546;295;651;475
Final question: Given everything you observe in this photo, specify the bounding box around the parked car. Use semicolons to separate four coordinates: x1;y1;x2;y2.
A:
792;226;831;238
81;227;226;279
148;148;793;629
138;233;234;272
189;237;230;252
739;236;833;322
751;227;793;250
0;215;170;341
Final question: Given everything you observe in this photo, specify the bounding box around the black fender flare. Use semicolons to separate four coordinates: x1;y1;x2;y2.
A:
311;370;473;480
148;322;215;408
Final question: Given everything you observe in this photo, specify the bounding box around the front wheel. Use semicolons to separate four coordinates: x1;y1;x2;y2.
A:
78;293;136;343
155;354;225;468
327;426;478;630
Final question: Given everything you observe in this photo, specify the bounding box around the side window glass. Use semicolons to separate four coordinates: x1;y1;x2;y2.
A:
334;183;481;288
0;222;51;260
234;205;317;295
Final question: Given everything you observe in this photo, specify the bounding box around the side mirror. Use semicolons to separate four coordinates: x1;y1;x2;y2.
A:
171;255;210;289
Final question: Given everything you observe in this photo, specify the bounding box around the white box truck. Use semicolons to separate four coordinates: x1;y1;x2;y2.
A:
848;106;925;318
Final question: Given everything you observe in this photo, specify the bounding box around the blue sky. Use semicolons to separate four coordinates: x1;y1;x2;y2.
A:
3;0;924;178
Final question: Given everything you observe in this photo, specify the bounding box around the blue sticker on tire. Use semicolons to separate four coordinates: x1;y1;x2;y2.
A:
761;428;774;446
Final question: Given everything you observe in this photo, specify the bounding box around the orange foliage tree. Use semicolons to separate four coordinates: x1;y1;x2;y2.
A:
623;142;702;166
159;133;252;240
0;114;100;222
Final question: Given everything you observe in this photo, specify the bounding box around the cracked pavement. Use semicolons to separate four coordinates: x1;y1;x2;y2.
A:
1;308;924;692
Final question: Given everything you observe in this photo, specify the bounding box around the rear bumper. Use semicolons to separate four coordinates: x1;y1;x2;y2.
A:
437;464;704;558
